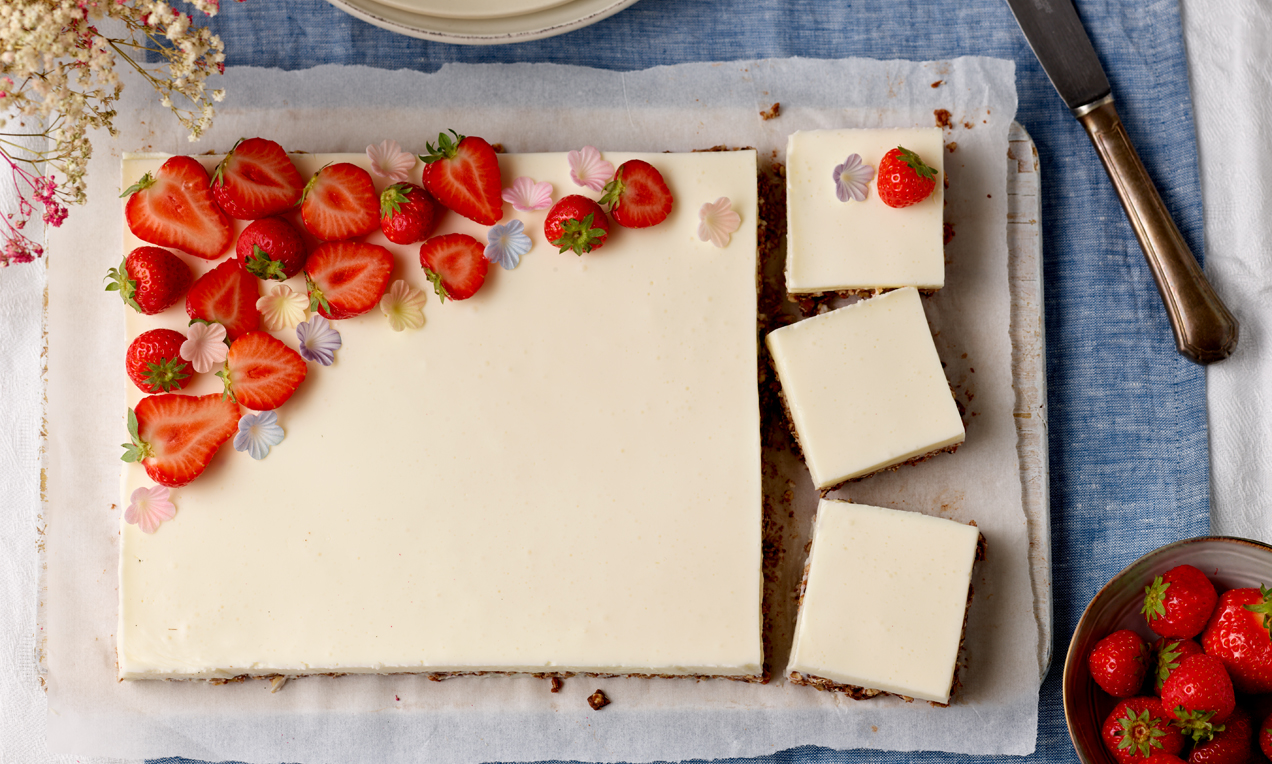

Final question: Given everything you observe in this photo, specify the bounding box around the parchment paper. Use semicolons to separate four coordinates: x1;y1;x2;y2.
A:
44;56;1034;762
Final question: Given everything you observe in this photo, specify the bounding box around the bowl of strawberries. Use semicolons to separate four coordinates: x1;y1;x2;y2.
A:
1065;536;1272;764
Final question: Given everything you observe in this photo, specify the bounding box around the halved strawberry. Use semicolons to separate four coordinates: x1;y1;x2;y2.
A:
545;195;610;255
126;328;193;394
105;246;192;315
122;394;239;487
419;130;503;226
122;156;233;260
380;182;440;245
299;163;380;242
418;233;487;303
599;159;673;228
185;258;261;341
219;331;307;411
211;137;305;219
236;217;308;281
304;241;394;319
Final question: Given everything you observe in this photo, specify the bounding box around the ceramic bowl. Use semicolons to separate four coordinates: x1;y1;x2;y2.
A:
1063;535;1272;764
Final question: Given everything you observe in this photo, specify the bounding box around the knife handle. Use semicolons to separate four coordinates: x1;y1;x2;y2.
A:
1075;96;1238;365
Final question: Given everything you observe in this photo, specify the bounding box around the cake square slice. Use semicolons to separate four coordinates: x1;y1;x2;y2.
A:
786;499;980;704
785;128;944;295
764;286;964;491
117;148;763;680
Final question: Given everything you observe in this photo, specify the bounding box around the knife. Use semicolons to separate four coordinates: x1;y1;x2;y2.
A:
1004;0;1238;364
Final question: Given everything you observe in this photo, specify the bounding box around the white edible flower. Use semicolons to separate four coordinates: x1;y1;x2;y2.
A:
256;284;308;331
379;280;426;332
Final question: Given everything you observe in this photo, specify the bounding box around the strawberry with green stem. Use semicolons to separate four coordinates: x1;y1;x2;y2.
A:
123;155;233;259
105;246;192;315
599;159;673;228
126;329;193;394
876;146;938;209
419;233;487;303
1143;564;1218;638
210;137;305;220
121;394;239;487
1089;629;1150;697
1201;585;1272;694
545;195;610;255
1161;653;1235;743
304;241;394;319
419;130;503;226
1100;696;1185;764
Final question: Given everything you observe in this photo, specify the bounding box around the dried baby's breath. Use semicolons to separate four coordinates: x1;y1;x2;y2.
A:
0;0;234;266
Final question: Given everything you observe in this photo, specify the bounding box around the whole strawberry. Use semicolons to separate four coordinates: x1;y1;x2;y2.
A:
1143;755;1189;764
1258;709;1272;760
876;146;938;209
545;195;610;255
1144;564;1218;638
1153;637;1205;693
105;247;192;315
1189;706;1253;764
1101;696;1186;764
1161;653;1235;742
380;182;440;245
126;329;192;394
1090;629;1150;697
236;217;308;282
1201;586;1272;694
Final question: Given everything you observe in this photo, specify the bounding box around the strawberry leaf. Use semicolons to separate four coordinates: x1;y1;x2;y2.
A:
420;130;464;164
246;245;286;281
120;407;150;463
119;173;155;199
1243;584;1272;634
896;146;938;181
422;266;450;304
104;258;141;313
1143;575;1170;621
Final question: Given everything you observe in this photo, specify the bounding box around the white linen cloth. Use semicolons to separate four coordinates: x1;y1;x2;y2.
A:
1186;2;1272;540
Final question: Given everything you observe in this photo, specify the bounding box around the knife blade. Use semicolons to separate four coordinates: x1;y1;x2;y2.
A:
1004;0;1239;364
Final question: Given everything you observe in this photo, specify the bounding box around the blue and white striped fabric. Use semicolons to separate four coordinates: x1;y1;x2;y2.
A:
151;0;1209;762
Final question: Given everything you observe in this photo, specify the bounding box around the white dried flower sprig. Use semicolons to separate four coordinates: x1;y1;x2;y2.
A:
0;0;234;267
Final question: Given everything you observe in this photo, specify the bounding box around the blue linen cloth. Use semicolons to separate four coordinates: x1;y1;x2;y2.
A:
150;0;1209;761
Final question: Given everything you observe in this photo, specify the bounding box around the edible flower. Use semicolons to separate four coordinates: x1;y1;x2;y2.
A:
502;176;554;211
180;321;228;374
485;219;532;270
697;197;741;248
567;146;613;192
256;284;308;331
379;280;427;332
124;485;176;534
234;410;284;461
296;314;342;366
366;139;416;183
833;153;874;202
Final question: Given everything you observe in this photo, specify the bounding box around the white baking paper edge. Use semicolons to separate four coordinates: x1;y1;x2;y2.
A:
43;56;1036;761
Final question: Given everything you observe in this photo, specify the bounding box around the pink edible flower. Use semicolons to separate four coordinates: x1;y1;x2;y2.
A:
567;146;614;192
366;140;416;183
124;485;176;534
502;176;554;211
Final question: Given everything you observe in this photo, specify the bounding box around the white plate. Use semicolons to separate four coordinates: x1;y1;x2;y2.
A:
324;0;639;44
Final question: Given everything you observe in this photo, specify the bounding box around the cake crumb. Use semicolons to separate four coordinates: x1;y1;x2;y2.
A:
759;102;781;121
587;689;611;710
934;109;952;129
943;223;955;244
268;675;288;693
490;143;505;154
963;121;974;130
930;80;943;88
946;142;958;153
550;676;564;693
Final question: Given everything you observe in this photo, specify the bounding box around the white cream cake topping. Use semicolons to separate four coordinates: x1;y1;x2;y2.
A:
118;149;763;679
786;499;979;704
785;128;944;294
765;287;964;490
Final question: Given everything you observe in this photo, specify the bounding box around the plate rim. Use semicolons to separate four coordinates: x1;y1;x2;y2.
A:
324;0;640;44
